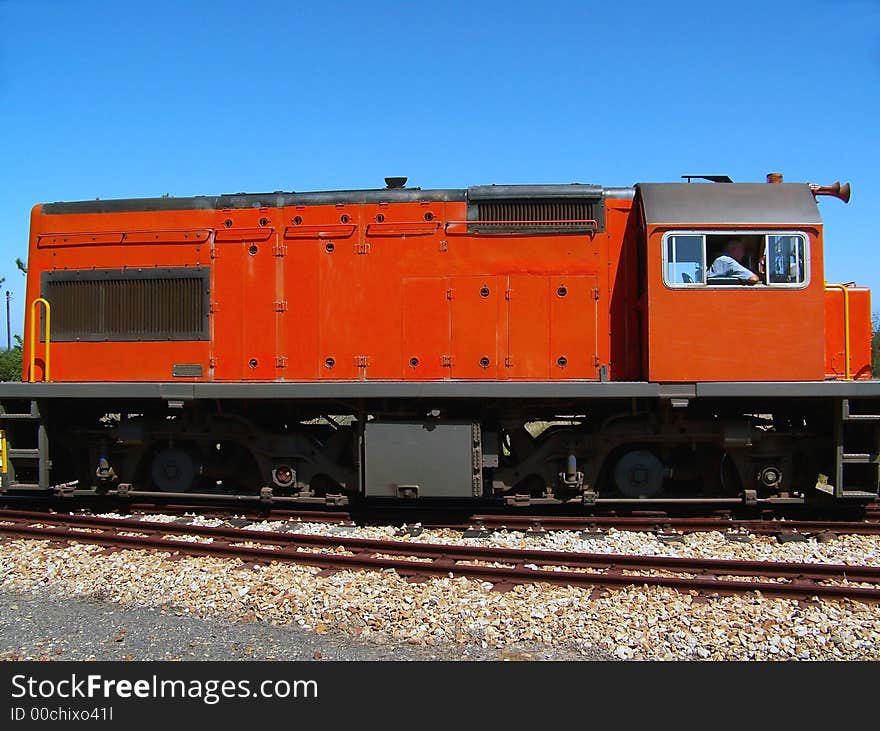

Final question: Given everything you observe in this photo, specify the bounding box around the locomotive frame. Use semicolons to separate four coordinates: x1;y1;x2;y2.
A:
1;175;877;508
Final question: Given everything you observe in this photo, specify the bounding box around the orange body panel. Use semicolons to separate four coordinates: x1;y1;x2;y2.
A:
507;274;551;379
402;277;451;380
449;275;502;379
824;286;872;380
25;198;632;383
549;275;598;379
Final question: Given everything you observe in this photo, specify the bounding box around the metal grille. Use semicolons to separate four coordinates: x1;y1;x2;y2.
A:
42;268;209;341
472;198;598;232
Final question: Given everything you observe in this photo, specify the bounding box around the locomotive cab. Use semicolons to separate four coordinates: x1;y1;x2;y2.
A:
639;181;825;382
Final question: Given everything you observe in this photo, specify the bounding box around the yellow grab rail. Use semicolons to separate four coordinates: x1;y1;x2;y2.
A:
825;283;851;381
0;429;6;475
29;297;51;382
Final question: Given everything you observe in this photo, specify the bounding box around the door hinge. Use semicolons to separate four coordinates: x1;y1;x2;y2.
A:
210;301;220;313
210;247;219;259
472;474;483;497
273;301;288;312
446;288;455;301
355;355;371;368
504;356;514;368
209;357;219;369
439;240;448;252
355;241;371;255
505;288;512;301
593;354;601;367
273;244;287;257
275;356;288;369
592;287;600;301
441;355;453;367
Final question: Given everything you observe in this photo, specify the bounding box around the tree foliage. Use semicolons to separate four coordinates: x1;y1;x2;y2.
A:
0;257;26;379
0;335;22;381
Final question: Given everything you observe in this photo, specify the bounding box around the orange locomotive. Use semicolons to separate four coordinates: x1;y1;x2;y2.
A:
1;174;876;506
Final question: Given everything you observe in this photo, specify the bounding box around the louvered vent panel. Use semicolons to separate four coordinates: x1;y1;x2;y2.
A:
472;198;597;232
42;268;208;341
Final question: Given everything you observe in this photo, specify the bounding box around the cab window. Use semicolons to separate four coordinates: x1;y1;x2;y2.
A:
665;235;704;285
766;235;806;284
663;232;808;288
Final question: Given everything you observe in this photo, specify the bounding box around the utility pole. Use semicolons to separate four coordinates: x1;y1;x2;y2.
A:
5;291;10;351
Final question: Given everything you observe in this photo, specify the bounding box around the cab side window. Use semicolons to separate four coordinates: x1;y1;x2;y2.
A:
767;235;806;284
663;232;808;288
665;235;705;285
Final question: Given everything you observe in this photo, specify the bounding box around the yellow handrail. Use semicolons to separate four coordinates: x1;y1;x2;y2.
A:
825;283;851;381
29;297;51;382
0;429;7;475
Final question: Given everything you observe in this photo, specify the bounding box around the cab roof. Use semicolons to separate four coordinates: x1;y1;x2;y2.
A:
637;183;822;227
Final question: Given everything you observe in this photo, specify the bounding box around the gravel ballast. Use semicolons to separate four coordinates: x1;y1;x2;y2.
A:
1;531;879;661
0;588;599;661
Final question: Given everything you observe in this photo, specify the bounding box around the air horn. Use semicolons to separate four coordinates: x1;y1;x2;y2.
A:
809;180;851;204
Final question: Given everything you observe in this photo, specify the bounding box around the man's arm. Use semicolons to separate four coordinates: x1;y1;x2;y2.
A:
728;258;760;284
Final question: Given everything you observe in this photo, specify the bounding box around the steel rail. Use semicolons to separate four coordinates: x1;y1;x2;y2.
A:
1;510;879;601
127;504;354;524
469;513;880;536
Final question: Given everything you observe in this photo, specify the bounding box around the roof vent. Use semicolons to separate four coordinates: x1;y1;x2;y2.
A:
681;175;733;184
385;176;407;189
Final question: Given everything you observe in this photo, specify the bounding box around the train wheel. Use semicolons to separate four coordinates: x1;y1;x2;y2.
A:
150;447;201;492
613;450;665;498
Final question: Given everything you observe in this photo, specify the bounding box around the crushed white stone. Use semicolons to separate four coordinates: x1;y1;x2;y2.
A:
1;535;879;660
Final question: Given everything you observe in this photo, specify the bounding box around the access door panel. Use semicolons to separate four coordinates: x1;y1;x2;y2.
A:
211;242;243;380
402;277;451;380
450;276;501;379
507;275;551;379
241;239;279;380
549;274;598;379
211;239;278;381
317;241;363;380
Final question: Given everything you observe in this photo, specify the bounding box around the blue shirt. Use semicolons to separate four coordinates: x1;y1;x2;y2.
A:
707;255;756;281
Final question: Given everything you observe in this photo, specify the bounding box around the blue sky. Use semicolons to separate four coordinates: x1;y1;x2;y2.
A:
1;0;877;337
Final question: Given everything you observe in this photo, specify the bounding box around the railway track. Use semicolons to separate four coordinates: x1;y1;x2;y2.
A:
466;513;880;537
4;493;880;537
1;509;879;603
118;502;880;537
